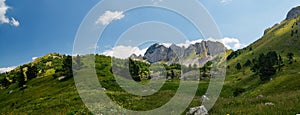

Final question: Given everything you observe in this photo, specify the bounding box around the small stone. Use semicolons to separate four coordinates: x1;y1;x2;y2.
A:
58;76;66;81
201;95;210;102
265;102;275;106
256;94;264;99
187;105;208;115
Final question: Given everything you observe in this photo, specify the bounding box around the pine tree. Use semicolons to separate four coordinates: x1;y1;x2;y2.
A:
26;65;38;80
171;70;175;79
75;55;83;69
62;56;73;78
236;63;242;70
129;58;141;81
287;52;294;64
278;55;284;71
251;51;279;82
243;59;252;67
0;74;10;87
17;69;26;88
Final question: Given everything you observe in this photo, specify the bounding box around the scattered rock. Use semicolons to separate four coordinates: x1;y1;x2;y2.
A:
256;94;264;99
265;102;275;106
186;105;208;115
101;88;106;91
201;95;210;102
58;76;66;81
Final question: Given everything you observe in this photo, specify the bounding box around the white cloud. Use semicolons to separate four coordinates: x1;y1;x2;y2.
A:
96;10;124;25
32;57;38;61
151;0;163;5
11;17;19;27
159;39;204;48
102;46;147;59
176;39;204;48
208;37;246;50
0;66;16;73
0;0;19;27
220;0;232;4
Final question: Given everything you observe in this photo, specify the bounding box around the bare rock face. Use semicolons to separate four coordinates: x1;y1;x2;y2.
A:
143;41;225;66
286;6;300;20
143;43;168;63
206;41;226;56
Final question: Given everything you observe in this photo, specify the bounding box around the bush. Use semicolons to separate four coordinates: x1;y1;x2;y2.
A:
233;88;245;97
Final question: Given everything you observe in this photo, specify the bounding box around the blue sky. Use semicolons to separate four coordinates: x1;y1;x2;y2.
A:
0;0;299;71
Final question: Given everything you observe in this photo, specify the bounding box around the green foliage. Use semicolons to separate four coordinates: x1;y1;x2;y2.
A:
243;59;252;67
251;51;280;82
278;55;284;71
59;55;73;79
0;75;10;88
16;68;25;88
200;61;212;78
287;52;294;64
233;88;245;97
235;63;242;70
168;63;181;70
74;55;83;69
227;50;242;60
44;69;55;77
25;65;38;80
128;58;150;81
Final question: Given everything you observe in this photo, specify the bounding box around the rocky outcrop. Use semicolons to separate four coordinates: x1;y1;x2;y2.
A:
143;41;225;66
186;105;208;115
286;6;300;20
143;43;168;63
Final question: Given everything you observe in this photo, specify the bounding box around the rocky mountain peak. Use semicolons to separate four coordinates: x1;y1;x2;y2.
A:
286;6;300;20
143;41;225;66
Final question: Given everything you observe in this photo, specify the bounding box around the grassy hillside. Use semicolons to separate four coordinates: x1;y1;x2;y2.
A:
210;13;300;114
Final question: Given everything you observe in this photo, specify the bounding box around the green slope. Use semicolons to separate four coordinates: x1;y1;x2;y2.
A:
211;8;300;114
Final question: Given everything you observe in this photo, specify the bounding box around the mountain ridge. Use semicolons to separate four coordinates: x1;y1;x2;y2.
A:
139;40;226;66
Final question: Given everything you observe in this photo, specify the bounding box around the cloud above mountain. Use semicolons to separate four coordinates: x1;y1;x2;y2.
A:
0;0;19;27
208;37;246;50
0;66;16;73
102;46;147;59
96;10;125;25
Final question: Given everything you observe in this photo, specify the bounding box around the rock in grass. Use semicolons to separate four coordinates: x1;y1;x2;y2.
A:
9;90;13;94
201;95;210;102
265;102;275;106
58;76;66;81
186;105;208;115
256;94;264;99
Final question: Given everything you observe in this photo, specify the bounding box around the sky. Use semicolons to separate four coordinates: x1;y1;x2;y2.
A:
0;0;299;72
